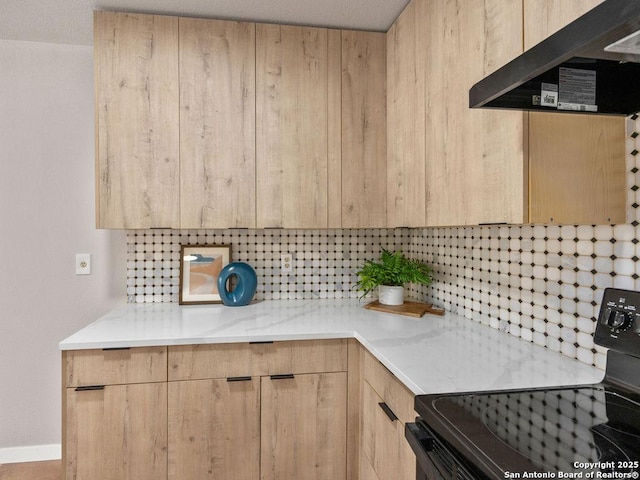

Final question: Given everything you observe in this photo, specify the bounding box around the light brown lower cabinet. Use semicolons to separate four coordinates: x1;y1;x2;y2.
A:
359;346;416;480
167;372;347;480
63;340;414;480
361;380;415;480
168;377;260;479
63;347;169;480
261;372;347;480
65;383;168;480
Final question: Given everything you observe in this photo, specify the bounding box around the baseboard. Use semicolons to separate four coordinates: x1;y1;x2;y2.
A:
0;444;61;464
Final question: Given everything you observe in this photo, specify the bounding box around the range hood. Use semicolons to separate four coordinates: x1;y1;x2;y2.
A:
469;0;640;116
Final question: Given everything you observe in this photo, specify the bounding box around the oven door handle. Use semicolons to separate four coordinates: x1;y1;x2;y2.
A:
405;421;435;474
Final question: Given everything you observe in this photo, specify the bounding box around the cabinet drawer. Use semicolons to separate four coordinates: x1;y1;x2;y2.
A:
63;347;167;387
361;380;415;480
363;350;415;424
169;339;347;381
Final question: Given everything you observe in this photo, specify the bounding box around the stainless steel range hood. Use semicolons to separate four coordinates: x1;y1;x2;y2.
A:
469;0;640;116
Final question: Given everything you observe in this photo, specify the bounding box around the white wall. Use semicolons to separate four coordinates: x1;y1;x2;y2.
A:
0;39;127;456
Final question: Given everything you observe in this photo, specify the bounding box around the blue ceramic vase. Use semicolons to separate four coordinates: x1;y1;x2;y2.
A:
217;262;258;307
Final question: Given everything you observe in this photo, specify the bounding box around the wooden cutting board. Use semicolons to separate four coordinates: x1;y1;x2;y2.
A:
364;300;445;318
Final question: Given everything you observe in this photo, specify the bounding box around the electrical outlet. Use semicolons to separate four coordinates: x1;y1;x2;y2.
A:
281;253;293;273
76;253;91;275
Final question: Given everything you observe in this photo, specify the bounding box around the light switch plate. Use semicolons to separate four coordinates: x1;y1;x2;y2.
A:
76;253;91;275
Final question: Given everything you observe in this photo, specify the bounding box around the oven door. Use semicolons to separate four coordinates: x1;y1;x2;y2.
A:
405;419;478;480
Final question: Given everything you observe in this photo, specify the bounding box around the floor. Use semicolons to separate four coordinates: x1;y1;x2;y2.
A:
0;460;61;480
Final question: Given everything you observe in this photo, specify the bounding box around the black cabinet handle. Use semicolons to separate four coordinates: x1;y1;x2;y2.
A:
249;341;274;345
227;376;252;382
75;385;105;392
270;374;295;380
379;402;398;422
102;347;130;351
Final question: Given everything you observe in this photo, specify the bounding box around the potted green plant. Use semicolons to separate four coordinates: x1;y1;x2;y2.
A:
355;249;433;305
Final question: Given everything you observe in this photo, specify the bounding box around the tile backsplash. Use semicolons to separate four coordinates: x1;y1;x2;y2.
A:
406;223;638;370
127;228;409;303
127;116;640;369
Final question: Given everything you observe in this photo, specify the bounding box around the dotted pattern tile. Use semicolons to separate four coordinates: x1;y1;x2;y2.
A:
127;229;409;303
127;116;640;369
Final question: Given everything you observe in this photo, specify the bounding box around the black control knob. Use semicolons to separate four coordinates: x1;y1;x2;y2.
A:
605;308;633;331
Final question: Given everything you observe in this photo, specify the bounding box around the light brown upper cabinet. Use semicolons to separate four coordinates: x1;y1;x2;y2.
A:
341;30;387;228
387;0;625;227
95;12;388;229
387;0;525;227
423;0;526;226
95;11;180;229
387;0;427;227
256;25;340;228
181;24;386;229
179;18;256;228
95;13;256;229
525;0;626;224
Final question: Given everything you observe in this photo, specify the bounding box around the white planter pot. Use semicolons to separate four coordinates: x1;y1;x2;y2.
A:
378;285;404;306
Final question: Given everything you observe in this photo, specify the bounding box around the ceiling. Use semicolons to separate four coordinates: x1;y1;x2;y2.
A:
0;0;409;46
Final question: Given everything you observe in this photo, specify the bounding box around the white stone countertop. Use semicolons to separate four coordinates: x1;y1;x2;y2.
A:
59;299;604;395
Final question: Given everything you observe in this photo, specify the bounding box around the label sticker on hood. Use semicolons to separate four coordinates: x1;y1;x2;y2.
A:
540;83;558;107
557;67;597;112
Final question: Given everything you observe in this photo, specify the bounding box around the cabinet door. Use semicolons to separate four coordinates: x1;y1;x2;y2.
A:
261;372;347;480
256;25;340;228
341;30;387;228
528;113;625;224
524;0;626;224
422;0;526;226
168;378;260;480
386;1;426;227
179;18;256;228
94;11;180;229
65;383;167;480
361;380;414;480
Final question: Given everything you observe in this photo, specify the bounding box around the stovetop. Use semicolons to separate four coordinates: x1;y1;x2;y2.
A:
413;288;640;479
416;383;640;478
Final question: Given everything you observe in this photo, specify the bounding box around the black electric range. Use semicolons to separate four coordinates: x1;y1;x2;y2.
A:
406;288;640;480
